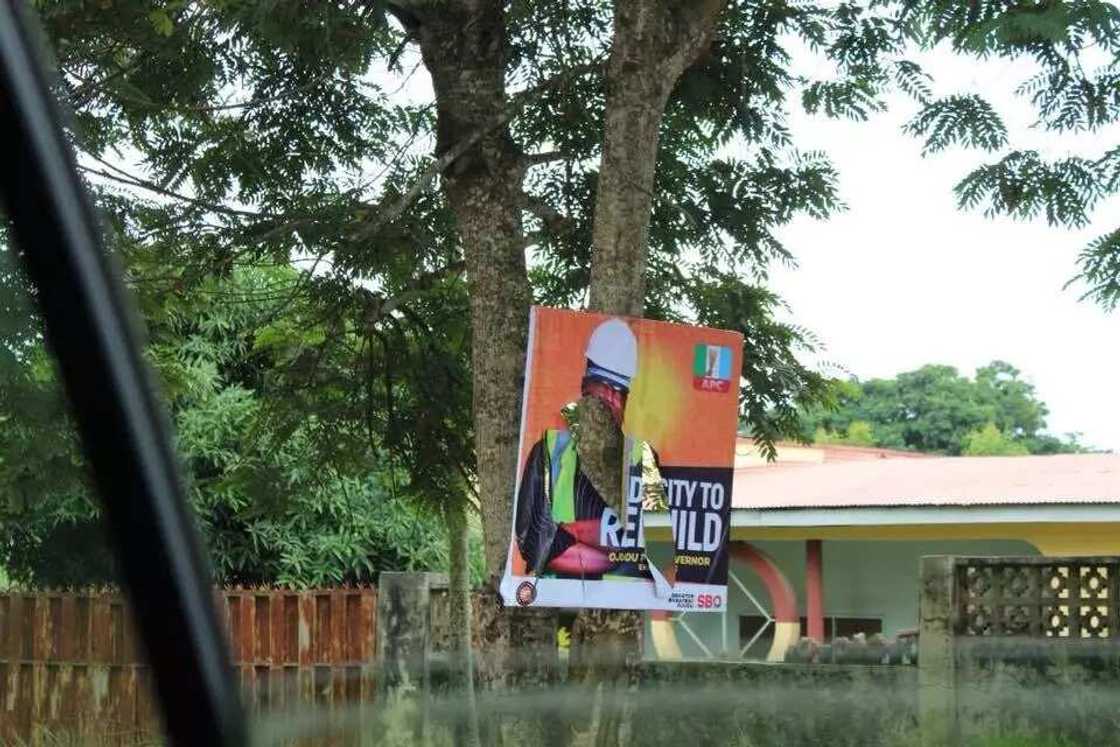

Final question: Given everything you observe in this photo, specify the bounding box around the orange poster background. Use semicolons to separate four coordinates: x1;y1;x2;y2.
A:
510;307;743;575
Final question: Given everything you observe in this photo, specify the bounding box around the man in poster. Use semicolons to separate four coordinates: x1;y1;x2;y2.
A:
514;318;665;584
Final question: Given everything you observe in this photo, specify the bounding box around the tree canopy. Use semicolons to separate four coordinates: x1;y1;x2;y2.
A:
14;0;853;579
3;0;1116;587
803;361;1085;456
0;245;474;586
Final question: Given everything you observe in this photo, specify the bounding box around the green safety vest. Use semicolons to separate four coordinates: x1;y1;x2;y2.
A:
544;429;646;523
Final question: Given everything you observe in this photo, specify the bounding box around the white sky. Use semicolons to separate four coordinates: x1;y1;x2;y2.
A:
770;45;1120;451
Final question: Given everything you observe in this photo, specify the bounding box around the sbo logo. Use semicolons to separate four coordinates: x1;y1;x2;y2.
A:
697;594;722;609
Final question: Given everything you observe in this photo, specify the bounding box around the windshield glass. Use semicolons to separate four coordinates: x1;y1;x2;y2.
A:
3;2;1120;745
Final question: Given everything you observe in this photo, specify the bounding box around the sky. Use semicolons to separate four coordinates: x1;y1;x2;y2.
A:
768;45;1120;451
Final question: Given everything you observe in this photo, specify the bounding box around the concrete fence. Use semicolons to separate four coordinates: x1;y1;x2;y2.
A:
6;558;1120;745
919;555;1120;746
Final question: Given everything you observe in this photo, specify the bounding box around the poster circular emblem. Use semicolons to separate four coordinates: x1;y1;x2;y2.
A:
515;581;537;607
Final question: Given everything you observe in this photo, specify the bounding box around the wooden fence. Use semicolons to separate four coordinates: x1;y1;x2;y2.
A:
0;587;378;744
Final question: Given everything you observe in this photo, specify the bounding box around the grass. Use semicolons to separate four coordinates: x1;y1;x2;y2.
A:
970;738;1084;747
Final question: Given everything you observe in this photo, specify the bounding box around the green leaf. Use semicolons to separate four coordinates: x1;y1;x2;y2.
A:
147;9;174;37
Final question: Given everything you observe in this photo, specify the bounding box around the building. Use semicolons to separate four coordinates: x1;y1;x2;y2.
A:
643;441;1120;661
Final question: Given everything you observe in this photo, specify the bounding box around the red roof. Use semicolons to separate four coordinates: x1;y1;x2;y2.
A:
731;453;1120;510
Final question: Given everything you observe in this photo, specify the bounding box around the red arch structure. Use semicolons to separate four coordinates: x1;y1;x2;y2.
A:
650;541;800;662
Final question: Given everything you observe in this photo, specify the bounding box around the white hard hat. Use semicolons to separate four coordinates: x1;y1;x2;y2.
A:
584;318;638;390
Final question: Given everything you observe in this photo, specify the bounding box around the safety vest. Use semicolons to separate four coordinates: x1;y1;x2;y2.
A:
543;429;646;523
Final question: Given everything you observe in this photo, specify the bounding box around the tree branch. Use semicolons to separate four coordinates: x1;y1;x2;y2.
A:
176;75;336;114
359;260;467;330
78;161;277;220
524;150;570;166
667;0;730;76
354;127;490;239
355;59;604;240
520;192;573;233
387;30;419;72
516;231;549;251
69;56;150;108
379;260;467;317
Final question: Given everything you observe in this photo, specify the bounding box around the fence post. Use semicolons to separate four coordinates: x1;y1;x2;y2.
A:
919;555;958;747
376;572;432;742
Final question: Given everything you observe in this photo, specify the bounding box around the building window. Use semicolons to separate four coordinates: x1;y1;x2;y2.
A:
829;617;882;640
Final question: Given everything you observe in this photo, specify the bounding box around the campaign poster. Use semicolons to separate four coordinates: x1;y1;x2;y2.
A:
499;307;742;612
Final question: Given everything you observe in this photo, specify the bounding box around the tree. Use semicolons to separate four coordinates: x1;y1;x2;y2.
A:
816;419;876;447
18;2;853;736
962;422;1031;456
28;0;1120;581
36;5;1058;724
29;6;1045;728
29;0;842;581
21;2;1117;739
804;360;1083;455
0;258;472;587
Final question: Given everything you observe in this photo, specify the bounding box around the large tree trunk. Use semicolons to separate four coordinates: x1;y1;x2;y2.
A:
402;0;531;583
590;0;727;316
584;0;728;555
395;3;559;732
575;2;727;745
579;0;727;517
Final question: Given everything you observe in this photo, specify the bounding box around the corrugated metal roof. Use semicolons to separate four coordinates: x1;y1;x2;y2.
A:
730;453;1120;510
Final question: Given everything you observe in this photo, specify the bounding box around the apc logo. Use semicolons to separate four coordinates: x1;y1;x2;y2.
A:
692;344;732;393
